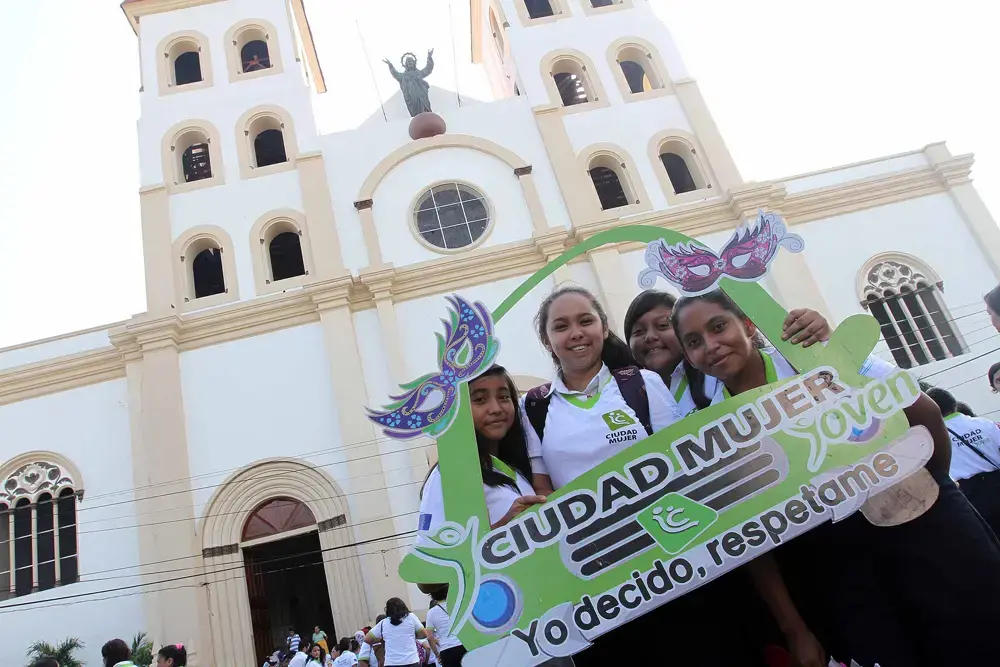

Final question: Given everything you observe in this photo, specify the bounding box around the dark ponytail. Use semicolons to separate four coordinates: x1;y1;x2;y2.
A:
535;286;637;372
386;596;409;625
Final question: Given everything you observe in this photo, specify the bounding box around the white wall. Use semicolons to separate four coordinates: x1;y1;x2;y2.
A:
0;379;144;667
0;328;112;371
180;323;349;521
784;151;930;194
321;96;572;272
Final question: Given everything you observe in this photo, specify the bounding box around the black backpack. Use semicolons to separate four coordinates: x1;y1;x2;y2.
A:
523;366;653;441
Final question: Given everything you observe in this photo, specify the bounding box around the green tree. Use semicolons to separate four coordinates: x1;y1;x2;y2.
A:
131;632;154;667
25;637;85;667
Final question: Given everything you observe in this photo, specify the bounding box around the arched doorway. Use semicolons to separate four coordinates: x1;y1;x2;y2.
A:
242;497;335;663
200;459;369;667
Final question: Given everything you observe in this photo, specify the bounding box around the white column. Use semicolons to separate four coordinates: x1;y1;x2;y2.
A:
53;499;61;584
5;511;12;598
30;504;37;592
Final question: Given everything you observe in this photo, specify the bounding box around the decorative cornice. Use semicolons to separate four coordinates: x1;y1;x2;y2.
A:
0;347;126;408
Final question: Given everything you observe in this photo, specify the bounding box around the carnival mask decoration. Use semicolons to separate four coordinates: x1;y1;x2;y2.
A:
639;209;804;296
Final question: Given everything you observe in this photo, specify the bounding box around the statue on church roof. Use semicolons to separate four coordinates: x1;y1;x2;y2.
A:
383;49;435;118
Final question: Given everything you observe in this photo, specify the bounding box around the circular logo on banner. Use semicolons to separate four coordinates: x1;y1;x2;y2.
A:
471;576;522;634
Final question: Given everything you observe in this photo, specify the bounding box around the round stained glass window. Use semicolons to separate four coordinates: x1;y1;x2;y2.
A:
413;183;491;251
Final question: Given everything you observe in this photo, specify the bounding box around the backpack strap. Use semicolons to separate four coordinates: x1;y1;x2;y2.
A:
523;384;552;442
612;367;652;436
947;426;1000;472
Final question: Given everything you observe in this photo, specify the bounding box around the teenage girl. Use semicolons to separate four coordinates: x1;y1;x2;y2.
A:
624;290;830;414
156;645;186;667
417;365;545;536
364;598;427;667
520;286;685;666
672;289;1000;666
524;286;684;496
425;586;465;667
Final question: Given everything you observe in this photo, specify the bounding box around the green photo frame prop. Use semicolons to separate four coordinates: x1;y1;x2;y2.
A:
368;219;933;667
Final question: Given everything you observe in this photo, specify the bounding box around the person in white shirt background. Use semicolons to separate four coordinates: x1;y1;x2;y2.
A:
329;637;357;667
672;288;1000;666
927;386;1000;533
358;616;383;667
287;641;311;667
100;639;135;667
423;586;464;667
364;598;427;667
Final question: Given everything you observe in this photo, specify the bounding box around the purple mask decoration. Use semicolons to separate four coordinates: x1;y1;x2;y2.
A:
366;295;500;440
638;210;804;295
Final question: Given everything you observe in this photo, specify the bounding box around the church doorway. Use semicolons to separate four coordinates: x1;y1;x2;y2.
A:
242;497;335;663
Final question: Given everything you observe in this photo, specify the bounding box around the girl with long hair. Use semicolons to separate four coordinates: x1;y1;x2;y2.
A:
417;365;543;535
156;645;187;667
523;286;684;496
424;585;465;667
672;289;1000;665
365;598;427;667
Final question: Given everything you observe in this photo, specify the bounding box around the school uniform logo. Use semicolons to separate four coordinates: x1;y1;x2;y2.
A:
602;410;636;431
636;493;718;555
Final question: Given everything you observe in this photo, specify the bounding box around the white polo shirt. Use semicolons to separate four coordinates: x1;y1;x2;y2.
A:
357;643;379;667
523;364;684;490
426;602;463;651
667;362;721;416
369;614;423;666
944;412;1000;480
417;464;535;543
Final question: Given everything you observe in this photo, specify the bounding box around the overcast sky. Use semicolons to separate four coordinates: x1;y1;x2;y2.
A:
0;0;995;348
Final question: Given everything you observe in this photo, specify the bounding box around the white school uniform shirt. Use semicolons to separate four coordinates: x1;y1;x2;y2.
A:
425;602;463;651
288;652;309;667
667;361;721;416
944;412;1000;480
370;614;423;666
704;348;897;406
331;651;358;667
417;465;535;543
523;364;685;490
357;642;379;667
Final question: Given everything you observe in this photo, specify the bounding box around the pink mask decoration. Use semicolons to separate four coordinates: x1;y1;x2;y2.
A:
638;209;803;295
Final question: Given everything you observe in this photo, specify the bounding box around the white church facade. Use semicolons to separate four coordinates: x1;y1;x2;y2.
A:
2;0;999;665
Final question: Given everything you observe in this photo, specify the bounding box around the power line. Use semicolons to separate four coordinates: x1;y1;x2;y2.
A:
920;346;1000;380
0;527;416;612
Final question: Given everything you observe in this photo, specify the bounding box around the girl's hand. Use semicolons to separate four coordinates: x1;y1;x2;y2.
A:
786;627;827;667
782;308;831;347
492;495;546;528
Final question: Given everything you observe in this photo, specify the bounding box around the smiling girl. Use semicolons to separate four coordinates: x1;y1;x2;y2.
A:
672;289;1000;666
523;286;684;496
417;365;544;537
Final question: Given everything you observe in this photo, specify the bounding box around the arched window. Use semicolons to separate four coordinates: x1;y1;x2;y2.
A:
591;0;616;7
157;32;213;95
860;257;966;368
652;136;710;200
241;38;271;73
253;129;286;167
175;227;239;309
1;459;80;598
490;10;505;56
173;51;202;86
164;121;224;193
269;232;305;282
525;0;556;19
171;129;212;184
588;155;635;210
660;152;696;194
616;45;663;94
413;183;492;251
553;71;588;106
242;497;316;542
192;247;226;299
